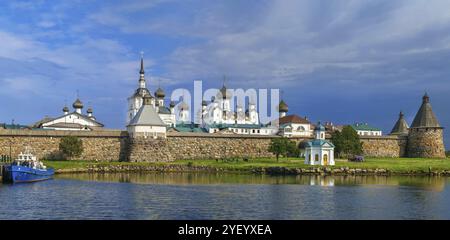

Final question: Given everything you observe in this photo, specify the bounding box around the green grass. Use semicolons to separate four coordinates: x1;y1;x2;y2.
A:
43;157;450;173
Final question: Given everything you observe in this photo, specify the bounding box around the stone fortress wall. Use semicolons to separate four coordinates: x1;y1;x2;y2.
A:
0;129;413;162
407;128;446;158
0;129;129;162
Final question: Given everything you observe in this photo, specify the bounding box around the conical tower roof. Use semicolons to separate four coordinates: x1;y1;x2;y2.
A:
390;111;409;135
410;93;441;128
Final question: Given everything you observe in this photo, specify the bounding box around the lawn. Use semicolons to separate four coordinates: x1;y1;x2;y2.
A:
43;157;450;173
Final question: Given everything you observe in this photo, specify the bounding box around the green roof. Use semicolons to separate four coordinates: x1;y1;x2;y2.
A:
2;123;29;129
306;139;335;148
350;123;381;131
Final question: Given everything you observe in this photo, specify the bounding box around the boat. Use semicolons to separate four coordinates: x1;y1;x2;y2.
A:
2;148;54;183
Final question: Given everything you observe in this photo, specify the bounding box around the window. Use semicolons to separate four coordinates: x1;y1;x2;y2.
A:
297;126;305;131
315;154;319;162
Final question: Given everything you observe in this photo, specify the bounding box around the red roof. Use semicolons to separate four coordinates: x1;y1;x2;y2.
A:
279;115;310;125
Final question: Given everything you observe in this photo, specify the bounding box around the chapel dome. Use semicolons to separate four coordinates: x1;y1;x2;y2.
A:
73;99;83;109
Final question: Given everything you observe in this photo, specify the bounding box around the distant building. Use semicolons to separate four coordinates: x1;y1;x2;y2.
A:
32;98;104;131
203;123;277;135
390;111;409;135
350;123;382;136
277;114;313;137
127;56;176;127
127;93;167;138
304;122;335;166
1;123;30;130
201;83;259;126
197;82;270;135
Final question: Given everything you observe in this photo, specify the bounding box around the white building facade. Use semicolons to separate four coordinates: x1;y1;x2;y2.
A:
201;85;259;126
127;56;176;127
127;94;167;138
32;99;104;131
351;123;382;136
304;122;335;166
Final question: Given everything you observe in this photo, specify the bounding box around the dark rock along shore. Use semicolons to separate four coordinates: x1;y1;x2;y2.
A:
55;164;450;176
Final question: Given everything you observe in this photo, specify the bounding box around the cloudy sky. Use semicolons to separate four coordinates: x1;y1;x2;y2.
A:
0;0;449;147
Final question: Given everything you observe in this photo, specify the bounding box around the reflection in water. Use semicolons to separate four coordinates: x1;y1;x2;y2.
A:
1;173;450;220
55;172;446;191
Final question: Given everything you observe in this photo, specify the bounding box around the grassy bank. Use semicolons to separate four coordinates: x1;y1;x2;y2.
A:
43;157;450;173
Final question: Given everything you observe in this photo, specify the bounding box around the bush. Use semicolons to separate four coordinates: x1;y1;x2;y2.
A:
59;136;83;160
331;126;363;158
446;151;450;158
268;138;299;161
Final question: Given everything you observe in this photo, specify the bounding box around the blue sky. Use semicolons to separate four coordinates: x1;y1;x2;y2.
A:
0;0;449;148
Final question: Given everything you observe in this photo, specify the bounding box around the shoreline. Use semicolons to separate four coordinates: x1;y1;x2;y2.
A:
53;163;450;176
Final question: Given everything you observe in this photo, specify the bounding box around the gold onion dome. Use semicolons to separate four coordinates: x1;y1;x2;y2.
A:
155;88;165;98
73;99;83;109
279;100;288;112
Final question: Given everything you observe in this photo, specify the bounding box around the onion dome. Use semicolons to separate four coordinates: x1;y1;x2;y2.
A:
87;107;93;114
411;93;441;128
314;122;326;131
62;106;69;113
169;101;176;108
73;99;83;109
390;111;409;135
155;88;165;98
278;100;288;113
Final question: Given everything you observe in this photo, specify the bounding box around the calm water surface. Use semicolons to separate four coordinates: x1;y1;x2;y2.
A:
1;173;450;220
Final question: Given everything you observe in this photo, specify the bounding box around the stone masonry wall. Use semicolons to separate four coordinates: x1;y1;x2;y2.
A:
407;128;446;158
127;133;286;162
1;129;424;162
360;135;408;158
0;129;128;161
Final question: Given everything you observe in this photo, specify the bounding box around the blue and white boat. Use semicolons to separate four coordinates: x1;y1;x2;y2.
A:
2;149;54;183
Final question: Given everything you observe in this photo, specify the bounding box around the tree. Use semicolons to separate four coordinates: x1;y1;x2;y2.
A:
268;138;299;161
59;136;83;159
331;126;363;158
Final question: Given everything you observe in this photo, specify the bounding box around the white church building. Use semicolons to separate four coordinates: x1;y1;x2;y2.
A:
127;93;167;138
32;98;104;131
127;56;176;128
304;122;335;166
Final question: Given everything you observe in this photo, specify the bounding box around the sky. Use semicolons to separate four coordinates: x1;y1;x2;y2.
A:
0;0;449;148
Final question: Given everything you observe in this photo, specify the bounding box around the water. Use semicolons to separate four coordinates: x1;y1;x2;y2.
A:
1;173;450;219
